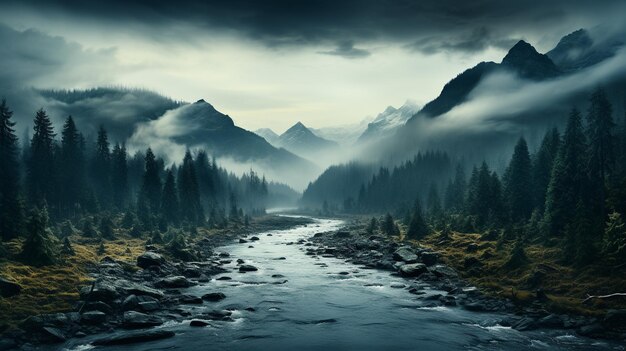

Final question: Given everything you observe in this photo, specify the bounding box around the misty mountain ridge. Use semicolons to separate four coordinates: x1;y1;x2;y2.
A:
129;99;318;189
271;121;339;160
254;128;280;145
358;100;420;142
409;28;623;121
547;28;624;72
310;116;372;146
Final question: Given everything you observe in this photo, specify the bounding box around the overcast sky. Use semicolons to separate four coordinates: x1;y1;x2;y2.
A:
0;0;623;133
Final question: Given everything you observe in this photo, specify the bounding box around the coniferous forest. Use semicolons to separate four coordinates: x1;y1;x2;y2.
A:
304;88;626;267
2;2;626;350
0;100;276;267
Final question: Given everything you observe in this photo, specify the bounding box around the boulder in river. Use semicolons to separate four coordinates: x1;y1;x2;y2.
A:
190;320;211;327
154;276;195;288
80;311;107;324
122;311;164;329
393;248;418;263
239;265;258;272
92;330;175;346
202;292;226;302
136;251;165;269
398;263;427;277
0;277;22;297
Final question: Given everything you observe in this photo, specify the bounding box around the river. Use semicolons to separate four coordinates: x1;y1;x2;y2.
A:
59;216;623;351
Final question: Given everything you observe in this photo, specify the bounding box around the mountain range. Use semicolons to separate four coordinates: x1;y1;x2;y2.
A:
255;122;338;161
128;99;318;189
409;28;623;123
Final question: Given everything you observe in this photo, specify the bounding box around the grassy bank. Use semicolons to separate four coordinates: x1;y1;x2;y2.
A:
0;214;312;332
416;230;626;316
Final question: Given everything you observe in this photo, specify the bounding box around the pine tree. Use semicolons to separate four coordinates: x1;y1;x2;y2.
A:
194;150;215;207
20;207;58;266
0;99;24;240
229;191;240;223
504;137;533;222
586;88;615;239
99;215;115;240
91;126;111;207
59;116;85;215
426;183;442;220
406;199;429;240
178;150;204;224
531;128;560;213
603;212;626;263
366;217;378;234
381;213;399;236
111;143;128;210
444;164;466;213
27;109;57;207
139;148;161;214
544;108;589;238
161;169;179;225
586;88;615;183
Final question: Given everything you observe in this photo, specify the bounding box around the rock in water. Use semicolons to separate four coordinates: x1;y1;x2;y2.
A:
239;265;258;272
0;277;22;297
136;251;165;269
202;292;226;302
154;276;195;288
398;263;427;277
393;248;418;263
122;311;164;329
190;320;211;327
92;330;175;346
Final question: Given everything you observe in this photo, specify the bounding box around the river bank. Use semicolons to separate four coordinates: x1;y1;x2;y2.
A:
305;218;626;341
0;215;313;350
2;215;624;350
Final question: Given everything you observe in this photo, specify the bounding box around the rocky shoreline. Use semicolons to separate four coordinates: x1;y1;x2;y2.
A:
0;215;313;350
303;222;626;341
1;215;624;350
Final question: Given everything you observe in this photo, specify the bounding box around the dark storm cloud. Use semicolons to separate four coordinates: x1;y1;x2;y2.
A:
2;0;623;55
318;41;370;59
407;27;520;55
0;23;116;90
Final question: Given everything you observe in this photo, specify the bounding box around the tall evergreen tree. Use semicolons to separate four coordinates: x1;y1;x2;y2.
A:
407;199;429;240
59;116;85;215
0;99;24;240
426;183;442;219
504;137;533;222
544;108;590;240
161;169;179;224
19;206;57;267
139;148;162;214
586;88;615;183
110;143;128;209
444;164;466;213
586;88;615;238
531;128;560;213
178;150;204;224
27;109;57;208
91;126;111;207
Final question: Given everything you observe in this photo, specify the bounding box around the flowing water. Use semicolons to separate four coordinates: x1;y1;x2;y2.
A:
59;216;623;351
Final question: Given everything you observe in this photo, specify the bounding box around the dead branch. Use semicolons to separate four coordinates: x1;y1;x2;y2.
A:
582;293;626;304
